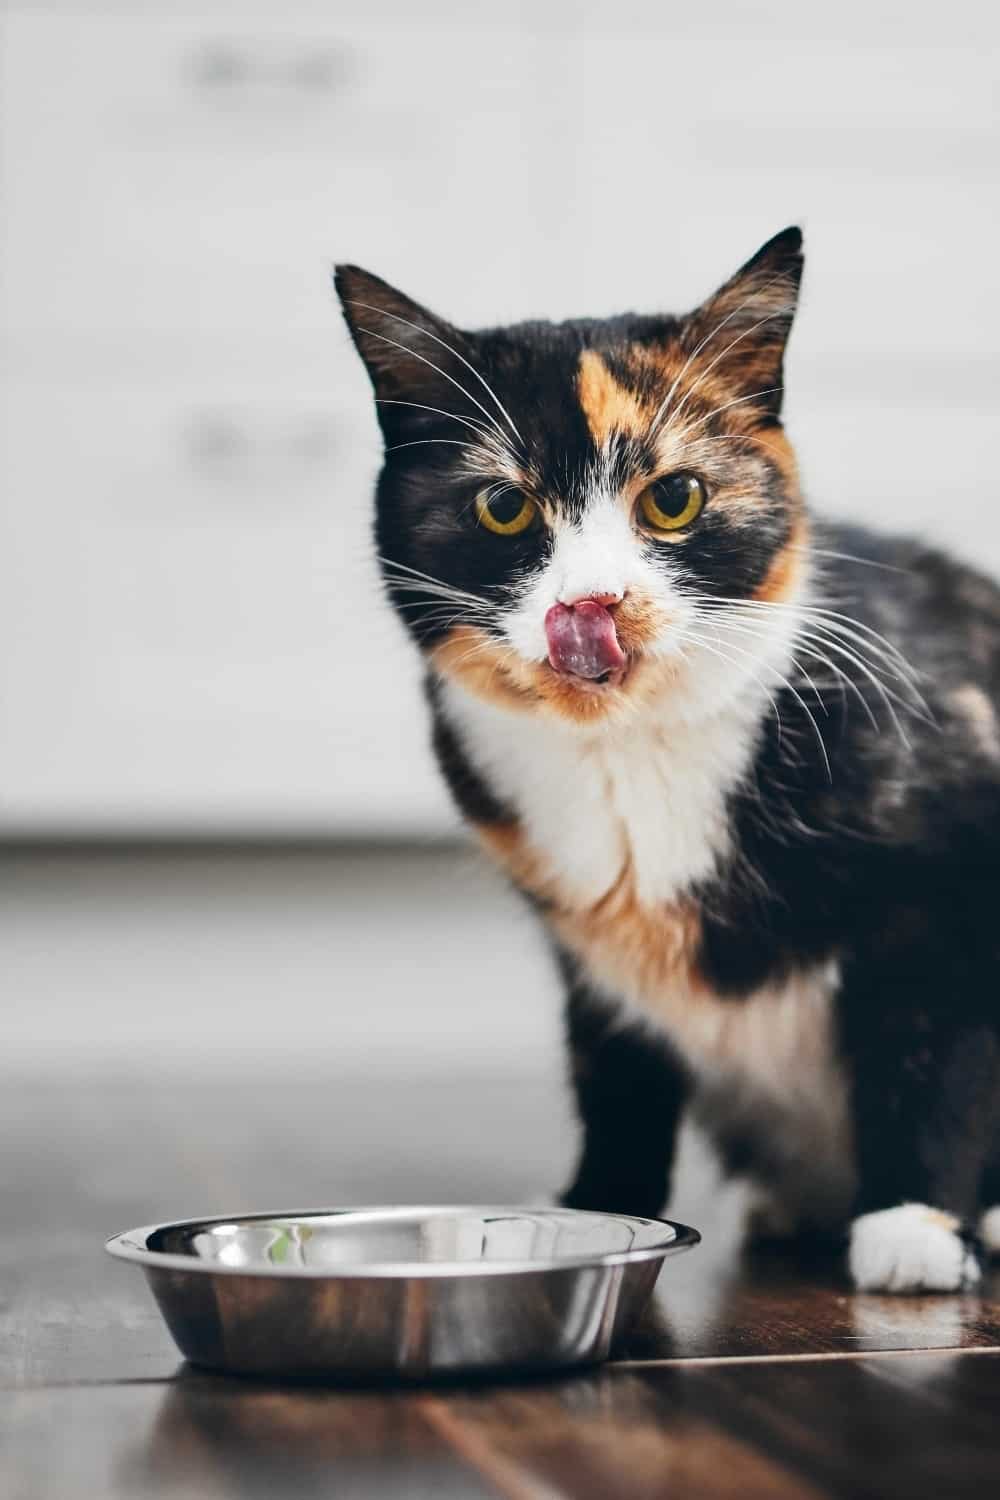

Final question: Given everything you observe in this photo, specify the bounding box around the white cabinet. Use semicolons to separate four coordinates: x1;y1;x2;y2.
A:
0;359;460;833
1;10;551;341
2;3;997;834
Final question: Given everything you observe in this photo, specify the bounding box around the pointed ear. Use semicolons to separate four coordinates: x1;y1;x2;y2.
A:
334;265;478;441
683;227;804;421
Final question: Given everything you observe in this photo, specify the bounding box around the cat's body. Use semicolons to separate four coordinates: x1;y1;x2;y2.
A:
435;524;1000;1251
337;231;1000;1292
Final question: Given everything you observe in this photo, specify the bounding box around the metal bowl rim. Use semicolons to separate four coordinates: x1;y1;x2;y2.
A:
104;1204;701;1280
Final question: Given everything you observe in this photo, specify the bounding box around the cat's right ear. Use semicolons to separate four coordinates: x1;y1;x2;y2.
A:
681;227;804;421
334;265;474;440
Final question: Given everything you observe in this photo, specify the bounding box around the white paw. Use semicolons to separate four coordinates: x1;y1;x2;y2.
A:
848;1204;980;1293
979;1205;1000;1256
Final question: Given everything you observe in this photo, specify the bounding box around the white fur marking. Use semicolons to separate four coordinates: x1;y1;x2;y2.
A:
442;678;758;907
849;1204;980;1293
505;494;664;664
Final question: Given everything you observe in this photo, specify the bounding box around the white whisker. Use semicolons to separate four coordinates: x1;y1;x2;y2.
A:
345;299;523;443
443;633;514;677
375;399;496;439
354;326;515;451
791;544;910;575
674;430;790;462
692;593;925;693
697;610;877;733
384;589;496;619
677;625;790;761
792;629;921;744
664;387;785;448
682;621;832;779
693;610;829;714
377;556;504;615
647;270;797;437
385;438;477;454
657;305;796;442
691;594;928;746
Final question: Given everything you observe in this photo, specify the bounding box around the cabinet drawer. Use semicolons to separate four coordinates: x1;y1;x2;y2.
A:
1;10;542;342
0;371;455;834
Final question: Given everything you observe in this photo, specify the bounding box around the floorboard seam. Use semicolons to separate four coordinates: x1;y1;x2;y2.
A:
1;1377;179;1393
613;1344;1000;1370
7;1343;1000;1390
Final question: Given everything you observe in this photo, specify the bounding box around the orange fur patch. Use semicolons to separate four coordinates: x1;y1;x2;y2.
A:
577;350;650;445
477;820;705;1002
610;591;665;653
752;510;809;604
749;424;799;486
474;816;846;1135
430;626;538;715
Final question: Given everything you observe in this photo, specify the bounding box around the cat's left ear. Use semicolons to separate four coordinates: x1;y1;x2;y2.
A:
334;264;477;442
683;227;804;421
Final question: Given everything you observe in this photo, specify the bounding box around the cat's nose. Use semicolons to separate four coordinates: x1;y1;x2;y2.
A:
557;588;624;609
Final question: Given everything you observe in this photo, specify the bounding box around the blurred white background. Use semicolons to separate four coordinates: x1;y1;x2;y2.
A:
1;0;997;1070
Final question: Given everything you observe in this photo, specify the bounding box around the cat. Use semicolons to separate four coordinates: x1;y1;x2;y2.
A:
336;228;1000;1293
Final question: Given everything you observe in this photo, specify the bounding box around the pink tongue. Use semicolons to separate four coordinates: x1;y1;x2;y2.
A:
544;601;626;680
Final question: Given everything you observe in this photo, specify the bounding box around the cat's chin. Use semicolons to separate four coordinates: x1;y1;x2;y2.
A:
548;661;630;694
534;660;639;724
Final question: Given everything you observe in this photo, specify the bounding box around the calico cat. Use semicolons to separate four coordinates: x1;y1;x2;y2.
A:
336;229;1000;1293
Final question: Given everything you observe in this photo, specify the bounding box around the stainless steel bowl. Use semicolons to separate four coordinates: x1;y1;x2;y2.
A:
106;1205;699;1380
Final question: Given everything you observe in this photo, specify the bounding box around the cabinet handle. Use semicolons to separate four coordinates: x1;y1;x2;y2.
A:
288;418;337;462
184;414;338;476
184;42;355;96
186;414;250;469
185;42;250;90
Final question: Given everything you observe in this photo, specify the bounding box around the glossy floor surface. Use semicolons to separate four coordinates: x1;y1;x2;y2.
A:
4;1070;1000;1499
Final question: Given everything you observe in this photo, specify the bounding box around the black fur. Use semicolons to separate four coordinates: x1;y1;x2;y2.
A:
424;675;514;827
559;950;689;1220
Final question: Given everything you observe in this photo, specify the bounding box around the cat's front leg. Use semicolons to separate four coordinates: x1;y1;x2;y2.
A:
841;954;1000;1293
558;955;688;1220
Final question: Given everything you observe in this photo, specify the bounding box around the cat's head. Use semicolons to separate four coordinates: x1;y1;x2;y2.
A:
336;228;807;728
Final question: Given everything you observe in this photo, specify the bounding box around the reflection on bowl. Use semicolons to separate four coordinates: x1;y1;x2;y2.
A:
106;1206;700;1381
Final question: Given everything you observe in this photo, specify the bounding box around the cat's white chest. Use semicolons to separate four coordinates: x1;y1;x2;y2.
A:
440;679;754;909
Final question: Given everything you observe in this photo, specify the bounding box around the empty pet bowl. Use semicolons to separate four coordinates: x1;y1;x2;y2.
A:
106;1204;699;1380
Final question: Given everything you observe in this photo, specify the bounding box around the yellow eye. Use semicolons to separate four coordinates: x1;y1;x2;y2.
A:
475;488;539;536
638;474;706;534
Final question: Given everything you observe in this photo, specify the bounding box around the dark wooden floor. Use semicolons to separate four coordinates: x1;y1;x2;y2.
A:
4;1073;1000;1499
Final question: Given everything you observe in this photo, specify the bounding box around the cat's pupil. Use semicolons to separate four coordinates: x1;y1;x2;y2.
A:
490;491;525;524
654;476;693;517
